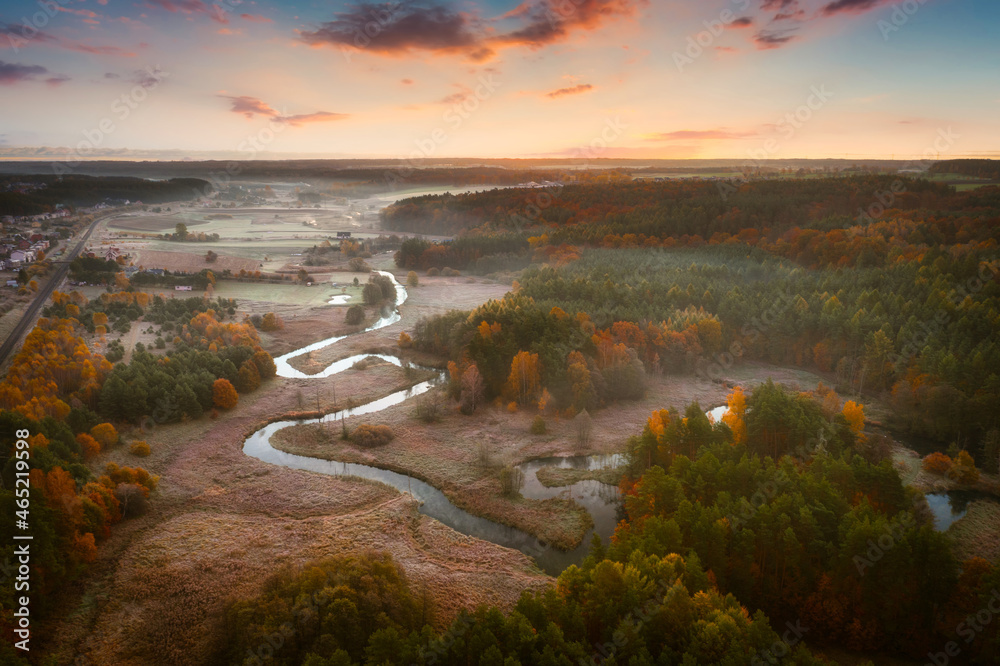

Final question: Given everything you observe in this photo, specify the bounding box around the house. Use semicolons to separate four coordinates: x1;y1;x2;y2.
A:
10;250;35;265
336;231;352;239
175;285;192;291
6;280;18;288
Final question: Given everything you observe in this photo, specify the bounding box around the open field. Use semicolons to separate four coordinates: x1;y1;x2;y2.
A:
130;248;262;274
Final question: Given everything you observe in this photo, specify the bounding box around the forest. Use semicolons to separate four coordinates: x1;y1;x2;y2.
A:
0;288;276;662
397;174;1000;454
0;175;213;216
215;382;1000;664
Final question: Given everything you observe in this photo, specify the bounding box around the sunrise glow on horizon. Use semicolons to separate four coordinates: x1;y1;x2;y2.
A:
1;0;998;161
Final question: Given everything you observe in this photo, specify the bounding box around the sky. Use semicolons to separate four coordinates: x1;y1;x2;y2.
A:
0;0;998;161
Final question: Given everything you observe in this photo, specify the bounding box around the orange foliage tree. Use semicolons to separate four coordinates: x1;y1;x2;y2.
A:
212;378;239;409
721;386;747;445
843;401;865;439
90;423;118;449
922;452;952;475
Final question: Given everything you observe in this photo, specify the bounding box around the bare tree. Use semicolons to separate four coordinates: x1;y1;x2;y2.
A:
575;409;593;450
460;364;486;414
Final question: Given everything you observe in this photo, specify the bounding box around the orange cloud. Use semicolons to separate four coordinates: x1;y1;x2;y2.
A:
644;129;755;142
545;83;594;98
219;95;348;126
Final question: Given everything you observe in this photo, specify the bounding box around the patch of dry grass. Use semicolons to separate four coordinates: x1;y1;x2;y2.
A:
271;420;594;550
948;501;1000;563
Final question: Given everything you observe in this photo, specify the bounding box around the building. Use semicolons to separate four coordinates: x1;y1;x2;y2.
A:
9;250;35;265
175;285;193;291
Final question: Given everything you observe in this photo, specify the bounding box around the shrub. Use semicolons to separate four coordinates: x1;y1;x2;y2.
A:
129;441;151;457
499;465;524;497
76;433;101;459
252;350;277;379
398;331;412;348
236;360;261;393
351;424;395;448
507;401;518;413
115;483;149;518
91;423;119;448
213;378;239;409
348;257;371;272
407;271;419;287
414;396;441;423
345;304;365;325
531;415;546;435
426;267;440;276
261;312;284;331
950;450;980;484
922;452;952;476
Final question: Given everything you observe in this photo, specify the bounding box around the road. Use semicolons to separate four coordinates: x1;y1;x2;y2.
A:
0;212;111;367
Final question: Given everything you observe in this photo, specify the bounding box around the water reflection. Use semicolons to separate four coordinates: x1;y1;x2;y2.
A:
925;490;997;531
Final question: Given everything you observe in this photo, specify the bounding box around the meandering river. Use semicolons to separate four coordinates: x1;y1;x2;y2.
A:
242;271;623;575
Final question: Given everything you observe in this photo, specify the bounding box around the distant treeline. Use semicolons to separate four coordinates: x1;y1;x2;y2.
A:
930;159;1000;181
0;175;213;216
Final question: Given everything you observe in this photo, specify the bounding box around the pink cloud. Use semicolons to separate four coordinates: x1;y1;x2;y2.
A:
146;0;228;24
219;95;349;126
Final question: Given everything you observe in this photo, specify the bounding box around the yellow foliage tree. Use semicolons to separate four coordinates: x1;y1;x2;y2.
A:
843;401;865;438
505;351;541;406
722;386;747;445
90;423;118;448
